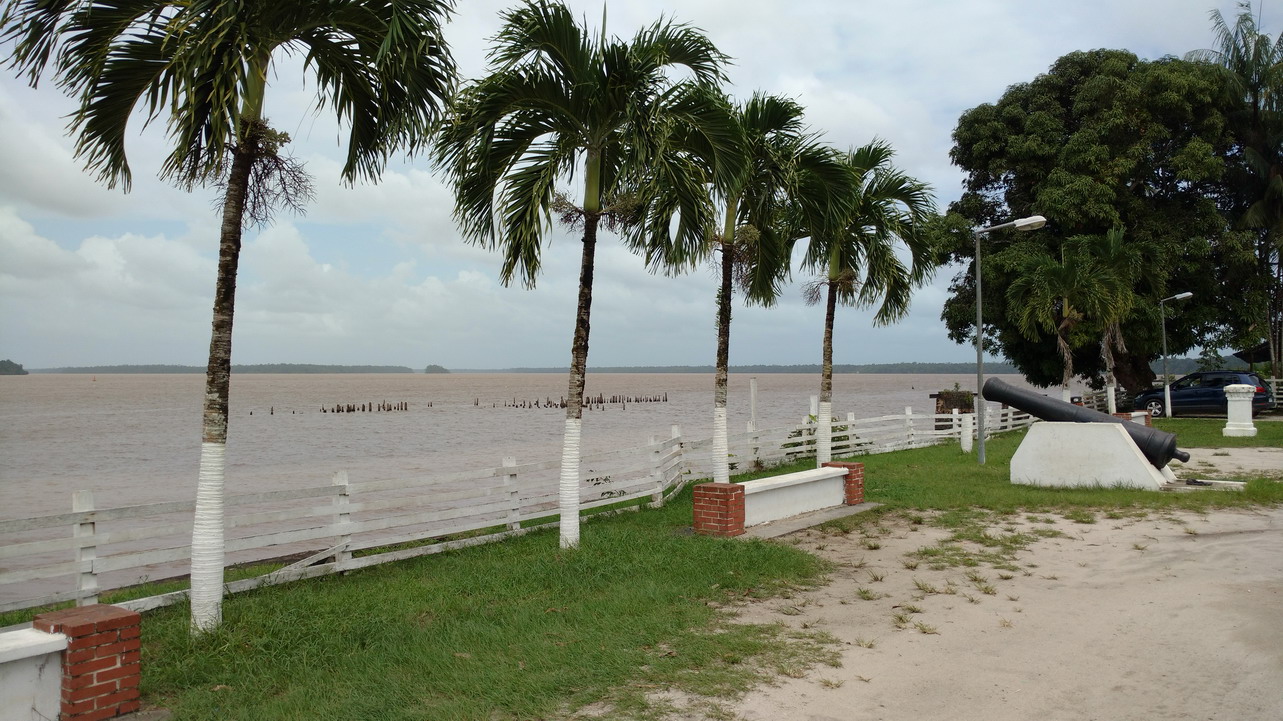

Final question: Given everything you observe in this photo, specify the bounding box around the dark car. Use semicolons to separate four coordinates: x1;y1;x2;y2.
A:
1134;370;1275;417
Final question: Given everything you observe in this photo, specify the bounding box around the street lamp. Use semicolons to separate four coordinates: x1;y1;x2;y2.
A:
1159;291;1193;418
975;214;1047;465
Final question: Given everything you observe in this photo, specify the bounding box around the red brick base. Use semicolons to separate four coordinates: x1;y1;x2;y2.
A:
692;482;745;537
823;462;866;505
1113;411;1153;427
34;605;142;721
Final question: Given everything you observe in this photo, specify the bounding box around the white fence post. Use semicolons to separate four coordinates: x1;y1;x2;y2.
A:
72;490;98;606
331;471;352;565
649;436;664;505
960;414;974;453
502;457;521;531
904;406;915;447
749;377;758;432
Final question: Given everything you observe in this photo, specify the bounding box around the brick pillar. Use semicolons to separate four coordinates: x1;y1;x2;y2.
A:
34;604;141;721
823;462;865;505
692;482;745;537
1114;411;1153;427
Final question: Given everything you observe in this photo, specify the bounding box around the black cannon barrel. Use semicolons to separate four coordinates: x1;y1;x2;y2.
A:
982;378;1190;468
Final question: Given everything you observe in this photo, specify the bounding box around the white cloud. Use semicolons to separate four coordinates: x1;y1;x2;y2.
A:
0;0;1252;368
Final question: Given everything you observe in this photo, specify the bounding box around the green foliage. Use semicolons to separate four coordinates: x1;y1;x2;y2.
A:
423;364;450;374
941;48;1239;392
0;359;28;375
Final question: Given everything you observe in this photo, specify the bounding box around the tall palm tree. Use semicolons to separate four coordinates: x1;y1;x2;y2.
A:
433;0;738;548
3;0;457;631
800;140;936;464
670;93;849;485
1004;247;1112;401
1188;2;1283;382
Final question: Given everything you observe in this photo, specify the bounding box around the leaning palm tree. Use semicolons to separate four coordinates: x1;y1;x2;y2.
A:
434;0;738;548
800;140;936;464
1004;248;1112;401
2;0;457;631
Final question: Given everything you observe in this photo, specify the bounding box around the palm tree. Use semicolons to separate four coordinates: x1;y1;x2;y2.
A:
1188;2;1283;383
2;0;457;631
1004;247;1112;401
433;0;738;548
1067;227;1141;411
676;93;849;485
800;140;936;464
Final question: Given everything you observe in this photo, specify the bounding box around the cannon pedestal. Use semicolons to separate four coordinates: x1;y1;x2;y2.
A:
1011;423;1177;491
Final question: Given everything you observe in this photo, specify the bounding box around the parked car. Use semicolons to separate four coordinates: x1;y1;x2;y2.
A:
1133;370;1275;417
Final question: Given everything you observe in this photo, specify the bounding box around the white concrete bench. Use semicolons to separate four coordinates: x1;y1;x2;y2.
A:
693;462;865;536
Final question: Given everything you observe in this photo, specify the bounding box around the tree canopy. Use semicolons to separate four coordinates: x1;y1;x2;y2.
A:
940;48;1246;392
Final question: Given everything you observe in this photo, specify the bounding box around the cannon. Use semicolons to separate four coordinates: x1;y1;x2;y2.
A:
982;378;1190;469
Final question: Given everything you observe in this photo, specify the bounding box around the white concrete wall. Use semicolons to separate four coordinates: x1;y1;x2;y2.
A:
741;467;848;527
0;627;67;721
1011;423;1165;490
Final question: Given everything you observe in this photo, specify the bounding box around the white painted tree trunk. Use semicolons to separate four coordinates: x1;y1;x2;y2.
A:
190;441;226;632
1061;386;1072;403
1107;382;1117;414
816;401;832;465
712;407;730;485
558;417;581;548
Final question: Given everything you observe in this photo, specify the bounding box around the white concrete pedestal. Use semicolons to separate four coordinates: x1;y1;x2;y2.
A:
1223;384;1258;437
1011;422;1166;490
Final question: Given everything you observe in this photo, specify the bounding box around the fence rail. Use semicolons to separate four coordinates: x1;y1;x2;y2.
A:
1;405;1026;615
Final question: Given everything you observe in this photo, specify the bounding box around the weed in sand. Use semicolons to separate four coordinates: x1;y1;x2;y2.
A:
902;560;920;570
913;622;939;635
819;678;845;689
965;570;987;584
913;578;940;594
863;540;883;551
1063;510;1097;524
867;570;885;583
999;618;1014;628
963;594;980;604
1184;527;1199;535
856;588;880;601
1006;595;1020;602
901;604;924;614
997;572;1014;580
855;638;877;649
892;613;912;629
1133;543;1149;551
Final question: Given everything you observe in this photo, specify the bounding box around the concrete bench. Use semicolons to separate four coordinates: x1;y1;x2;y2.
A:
693;462;864;537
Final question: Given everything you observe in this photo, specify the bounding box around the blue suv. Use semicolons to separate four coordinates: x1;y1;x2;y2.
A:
1134;371;1275;417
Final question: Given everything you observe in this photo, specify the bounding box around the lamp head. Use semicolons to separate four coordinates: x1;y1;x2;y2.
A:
1013;215;1047;231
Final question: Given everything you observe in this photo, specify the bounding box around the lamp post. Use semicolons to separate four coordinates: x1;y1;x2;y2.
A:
1159;291;1193;418
975;214;1047;465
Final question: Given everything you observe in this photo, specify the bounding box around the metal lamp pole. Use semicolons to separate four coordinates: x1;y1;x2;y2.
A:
974;215;1047;464
1159;291;1193;418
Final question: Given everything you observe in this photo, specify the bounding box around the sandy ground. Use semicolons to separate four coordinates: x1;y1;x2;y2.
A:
661;450;1283;721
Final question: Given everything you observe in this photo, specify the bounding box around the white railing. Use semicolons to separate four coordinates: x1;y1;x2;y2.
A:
1;406;1029;615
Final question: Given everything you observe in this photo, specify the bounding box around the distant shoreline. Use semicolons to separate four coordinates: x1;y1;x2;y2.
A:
27;362;1018;375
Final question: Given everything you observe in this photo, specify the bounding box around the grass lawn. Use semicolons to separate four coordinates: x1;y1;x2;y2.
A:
39;419;1283;719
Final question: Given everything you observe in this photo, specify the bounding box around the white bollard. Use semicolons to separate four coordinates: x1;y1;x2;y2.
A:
960;414;974;453
1223;384;1258;437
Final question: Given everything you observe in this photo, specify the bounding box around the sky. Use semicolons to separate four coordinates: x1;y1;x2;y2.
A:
0;1;1257;370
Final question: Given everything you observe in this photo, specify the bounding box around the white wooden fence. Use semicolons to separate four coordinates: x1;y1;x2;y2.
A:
1;405;1030;615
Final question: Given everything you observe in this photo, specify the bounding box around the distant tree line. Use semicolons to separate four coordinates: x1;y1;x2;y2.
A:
0;359;28;375
469;362;1021;374
31;364;415;374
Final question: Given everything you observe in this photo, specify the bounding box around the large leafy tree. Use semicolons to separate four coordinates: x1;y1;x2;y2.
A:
941;49;1237;393
800;140;935;463
2;0;457;631
1187;2;1283;381
433;0;738;548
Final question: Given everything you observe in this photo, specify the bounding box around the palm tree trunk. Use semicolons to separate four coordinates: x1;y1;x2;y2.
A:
818;281;837;464
190;142;254;633
712;201;736;485
558;151;602;549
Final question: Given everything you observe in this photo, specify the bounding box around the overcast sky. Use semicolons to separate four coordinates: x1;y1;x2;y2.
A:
0;1;1254;370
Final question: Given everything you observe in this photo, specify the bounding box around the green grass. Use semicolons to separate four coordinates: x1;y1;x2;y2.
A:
138;489;834;720
1150;417;1283;447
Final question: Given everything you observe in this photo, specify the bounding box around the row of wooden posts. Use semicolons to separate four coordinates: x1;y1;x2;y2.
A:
321;401;415;413
484;393;669;409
